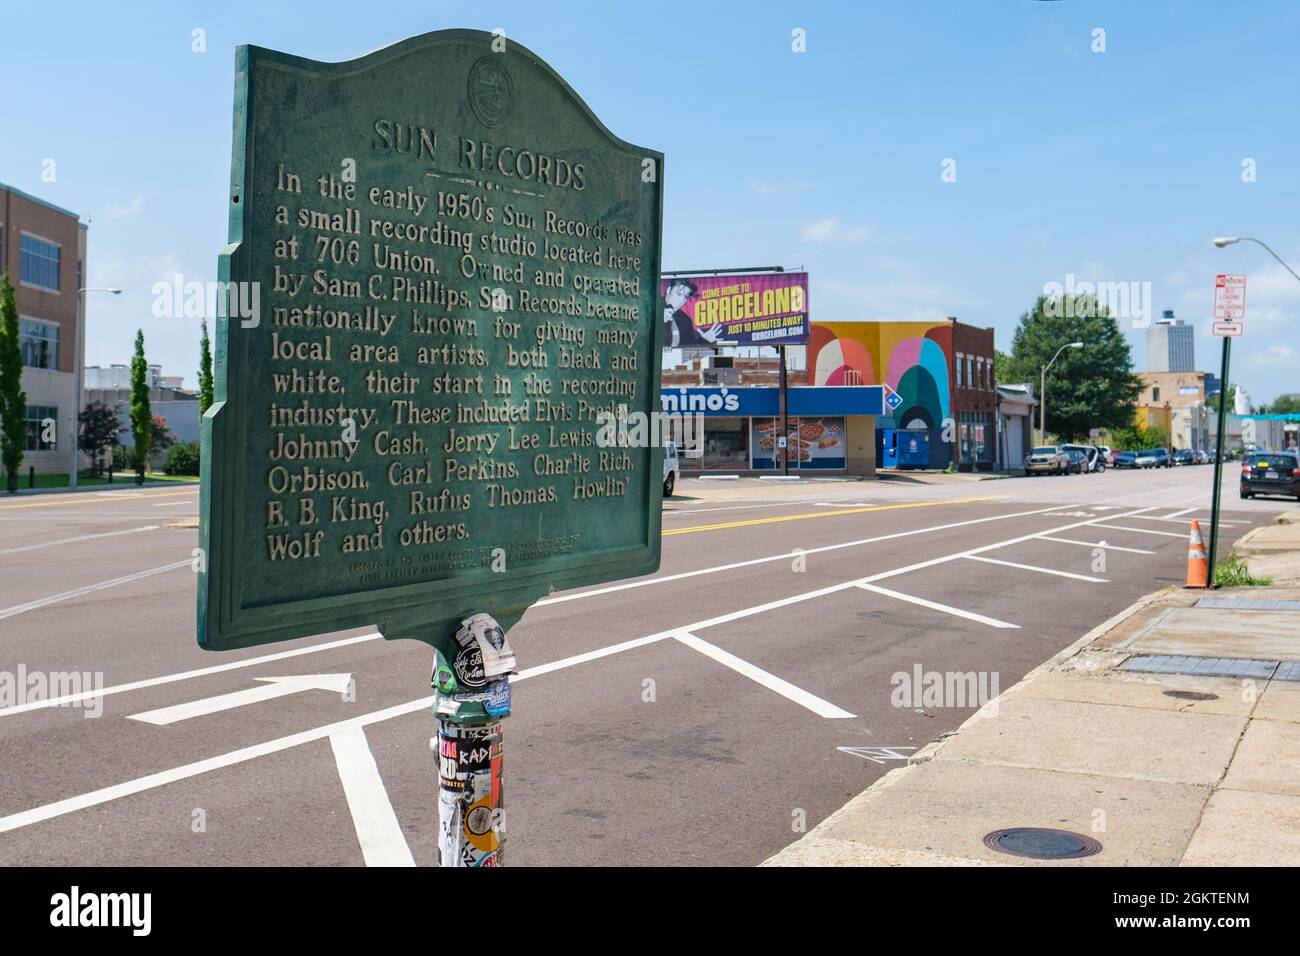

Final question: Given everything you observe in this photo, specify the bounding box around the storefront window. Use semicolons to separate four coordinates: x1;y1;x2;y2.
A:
751;417;847;470
693;416;748;470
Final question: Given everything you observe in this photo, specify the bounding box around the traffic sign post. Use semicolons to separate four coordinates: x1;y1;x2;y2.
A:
1205;274;1246;588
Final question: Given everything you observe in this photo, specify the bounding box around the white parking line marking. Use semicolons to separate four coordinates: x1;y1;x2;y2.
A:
963;554;1107;583
0;635;678;836
1127;514;1246;526
0;525;159;556
672;631;855;718
0;503;1163;835
1164;507;1195;519
855;583;1019;628
152;502;194;508
1038;536;1154;555
0;559;192;621
0;501;1134;718
1092;523;1190;539
127;674;353;726
540;504;1066;607
0;634;382;718
329;727;415;867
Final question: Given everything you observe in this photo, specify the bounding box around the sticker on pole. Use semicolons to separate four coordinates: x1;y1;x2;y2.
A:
1213;274;1246;335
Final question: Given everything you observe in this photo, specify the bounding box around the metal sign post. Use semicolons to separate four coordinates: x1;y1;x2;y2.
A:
1207;274;1246;587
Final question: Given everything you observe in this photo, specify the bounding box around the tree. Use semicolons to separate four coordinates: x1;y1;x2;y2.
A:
994;349;1015;384
1004;293;1143;443
0;272;25;494
150;414;176;456
79;401;122;476
129;330;153;484
198;319;214;415
1108;421;1169;452
1260;393;1300;415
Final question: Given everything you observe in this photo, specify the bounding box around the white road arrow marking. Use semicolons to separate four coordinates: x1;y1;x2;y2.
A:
127;674;353;726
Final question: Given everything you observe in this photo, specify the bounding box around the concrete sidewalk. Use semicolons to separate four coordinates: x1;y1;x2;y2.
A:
767;512;1300;867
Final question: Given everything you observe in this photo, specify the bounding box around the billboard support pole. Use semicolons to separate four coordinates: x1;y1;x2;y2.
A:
779;345;789;476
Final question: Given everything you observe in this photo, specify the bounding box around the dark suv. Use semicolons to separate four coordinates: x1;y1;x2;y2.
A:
1240;450;1300;501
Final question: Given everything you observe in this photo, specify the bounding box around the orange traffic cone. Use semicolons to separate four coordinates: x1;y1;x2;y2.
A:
1186;520;1209;588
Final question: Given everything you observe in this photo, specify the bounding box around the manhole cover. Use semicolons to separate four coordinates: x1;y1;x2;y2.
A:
1163;690;1218;701
983;827;1102;860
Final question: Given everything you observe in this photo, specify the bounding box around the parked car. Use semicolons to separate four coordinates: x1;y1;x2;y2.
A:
1063;447;1089;474
663;440;680;496
1062;444;1103;473
1240;450;1300;501
1134;448;1172;469
1025;445;1068;475
1173;449;1195;466
1112;450;1137;469
1193;449;1208;465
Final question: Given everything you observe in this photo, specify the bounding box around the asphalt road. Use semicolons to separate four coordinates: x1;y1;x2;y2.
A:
0;465;1289;866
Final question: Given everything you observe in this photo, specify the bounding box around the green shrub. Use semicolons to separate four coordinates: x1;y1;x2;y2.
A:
164;441;200;476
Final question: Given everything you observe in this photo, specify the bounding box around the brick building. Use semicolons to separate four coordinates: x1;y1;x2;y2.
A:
950;319;997;471
1;183;87;476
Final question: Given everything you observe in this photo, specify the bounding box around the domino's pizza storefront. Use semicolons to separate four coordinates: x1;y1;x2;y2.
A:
659;386;884;476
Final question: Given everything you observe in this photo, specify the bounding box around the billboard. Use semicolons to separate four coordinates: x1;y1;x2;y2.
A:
660;272;809;348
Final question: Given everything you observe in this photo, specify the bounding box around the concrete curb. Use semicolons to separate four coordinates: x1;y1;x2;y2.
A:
5;479;199;497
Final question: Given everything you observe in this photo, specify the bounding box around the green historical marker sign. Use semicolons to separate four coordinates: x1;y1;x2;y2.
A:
198;30;664;651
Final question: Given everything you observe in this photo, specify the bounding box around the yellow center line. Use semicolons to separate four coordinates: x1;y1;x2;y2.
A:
662;495;1006;536
0;488;198;511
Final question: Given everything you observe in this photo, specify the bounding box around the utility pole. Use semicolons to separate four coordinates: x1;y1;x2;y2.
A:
1038;341;1083;446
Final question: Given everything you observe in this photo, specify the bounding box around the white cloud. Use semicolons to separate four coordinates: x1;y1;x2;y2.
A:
800;217;870;244
1248;343;1297;367
816;260;980;323
104;196;146;219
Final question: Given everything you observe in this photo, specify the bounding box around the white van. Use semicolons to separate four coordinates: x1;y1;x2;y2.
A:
663;441;680;496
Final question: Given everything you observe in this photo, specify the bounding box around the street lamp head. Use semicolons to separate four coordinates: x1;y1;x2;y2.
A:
1213;237;1239;248
108;288;122;295
1068;341;1083;348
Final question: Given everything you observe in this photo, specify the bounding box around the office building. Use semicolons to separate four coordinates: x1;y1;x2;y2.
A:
1146;310;1195;372
1;183;87;476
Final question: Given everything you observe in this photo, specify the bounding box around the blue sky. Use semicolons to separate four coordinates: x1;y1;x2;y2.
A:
5;0;1298;402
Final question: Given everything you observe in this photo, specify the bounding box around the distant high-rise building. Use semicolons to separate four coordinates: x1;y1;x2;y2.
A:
1146;310;1195;372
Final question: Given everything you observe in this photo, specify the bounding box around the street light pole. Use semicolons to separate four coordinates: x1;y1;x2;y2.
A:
69;287;121;490
1038;341;1083;446
1213;236;1300;283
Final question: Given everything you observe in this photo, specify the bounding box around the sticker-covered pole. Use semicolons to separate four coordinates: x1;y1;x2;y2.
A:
431;613;514;867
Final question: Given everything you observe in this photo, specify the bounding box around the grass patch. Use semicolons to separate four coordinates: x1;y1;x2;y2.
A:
13;471;197;491
1214;554;1272;588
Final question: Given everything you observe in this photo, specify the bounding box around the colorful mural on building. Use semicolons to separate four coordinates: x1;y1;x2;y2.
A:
807;321;953;431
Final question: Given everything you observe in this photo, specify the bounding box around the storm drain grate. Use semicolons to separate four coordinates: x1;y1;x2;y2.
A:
1121;655;1279;680
1275;662;1300;682
1194;597;1300;612
983;828;1102;860
1163;690;1219;701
